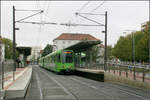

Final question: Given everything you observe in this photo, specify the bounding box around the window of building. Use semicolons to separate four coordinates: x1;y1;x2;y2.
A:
63;41;65;44
68;41;70;44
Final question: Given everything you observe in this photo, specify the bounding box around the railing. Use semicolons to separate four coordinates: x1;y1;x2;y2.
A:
0;60;14;75
0;60;13;90
76;62;150;83
107;62;150;83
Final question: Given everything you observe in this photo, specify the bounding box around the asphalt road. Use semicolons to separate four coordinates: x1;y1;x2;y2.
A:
9;65;150;100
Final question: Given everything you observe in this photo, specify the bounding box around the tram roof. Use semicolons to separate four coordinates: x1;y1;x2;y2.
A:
64;40;102;53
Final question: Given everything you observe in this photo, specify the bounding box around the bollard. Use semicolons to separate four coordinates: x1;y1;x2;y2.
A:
133;66;136;80
126;68;128;78
119;66;121;76
113;65;115;74
142;67;145;82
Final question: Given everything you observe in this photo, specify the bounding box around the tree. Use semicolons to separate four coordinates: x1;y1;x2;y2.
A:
107;45;113;60
42;44;53;57
0;37;19;59
112;21;149;62
112;35;132;61
136;26;149;62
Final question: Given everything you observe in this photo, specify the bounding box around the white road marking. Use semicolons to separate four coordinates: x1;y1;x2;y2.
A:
40;69;77;100
71;76;149;100
108;84;149;100
70;77;117;100
35;73;43;100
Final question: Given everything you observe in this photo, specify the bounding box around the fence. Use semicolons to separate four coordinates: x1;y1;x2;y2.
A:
107;63;150;83
0;60;14;75
76;62;150;84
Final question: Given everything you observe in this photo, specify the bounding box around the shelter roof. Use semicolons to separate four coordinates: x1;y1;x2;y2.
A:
64;40;101;53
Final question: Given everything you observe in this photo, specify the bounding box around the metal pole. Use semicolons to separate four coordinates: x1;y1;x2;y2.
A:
132;32;136;80
0;40;2;90
13;6;16;80
104;11;107;71
149;0;150;69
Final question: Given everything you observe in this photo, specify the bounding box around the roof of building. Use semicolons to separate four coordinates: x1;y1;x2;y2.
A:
54;33;100;41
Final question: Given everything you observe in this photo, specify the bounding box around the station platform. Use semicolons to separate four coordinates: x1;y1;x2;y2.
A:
0;66;32;99
75;68;104;82
76;68;104;73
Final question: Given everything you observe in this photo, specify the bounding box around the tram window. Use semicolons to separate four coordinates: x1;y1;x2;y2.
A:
66;53;73;63
63;51;73;63
58;54;61;62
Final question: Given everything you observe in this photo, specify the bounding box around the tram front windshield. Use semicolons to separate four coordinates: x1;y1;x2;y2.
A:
63;51;73;63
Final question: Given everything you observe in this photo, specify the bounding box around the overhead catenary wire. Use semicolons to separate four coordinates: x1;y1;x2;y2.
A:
43;1;51;21
89;0;106;13
78;1;91;13
67;1;91;32
35;0;43;47
69;1;91;23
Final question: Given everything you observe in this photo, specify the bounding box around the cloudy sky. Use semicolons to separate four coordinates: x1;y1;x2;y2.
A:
1;1;149;49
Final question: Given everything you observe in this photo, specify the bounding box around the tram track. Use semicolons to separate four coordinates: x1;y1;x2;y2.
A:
41;68;116;100
36;66;150;100
38;67;78;100
70;75;150;100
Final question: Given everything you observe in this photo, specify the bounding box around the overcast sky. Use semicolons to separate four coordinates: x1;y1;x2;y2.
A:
1;1;149;49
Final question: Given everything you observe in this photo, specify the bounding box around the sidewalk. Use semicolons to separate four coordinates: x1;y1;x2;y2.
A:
0;66;32;99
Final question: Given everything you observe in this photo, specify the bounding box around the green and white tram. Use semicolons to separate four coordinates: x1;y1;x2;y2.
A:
39;50;75;73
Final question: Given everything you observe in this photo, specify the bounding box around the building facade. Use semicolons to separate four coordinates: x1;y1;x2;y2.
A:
53;33;100;50
27;46;42;63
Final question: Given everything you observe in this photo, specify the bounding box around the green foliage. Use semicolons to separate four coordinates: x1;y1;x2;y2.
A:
112;22;149;62
0;37;19;59
136;30;149;62
107;45;113;59
84;45;99;63
91;45;99;62
42;44;53;57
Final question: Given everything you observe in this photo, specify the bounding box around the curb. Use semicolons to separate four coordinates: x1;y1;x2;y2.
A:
4;67;32;99
0;90;5;100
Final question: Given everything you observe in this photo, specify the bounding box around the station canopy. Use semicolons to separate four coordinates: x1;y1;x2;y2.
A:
16;46;31;56
64;40;102;53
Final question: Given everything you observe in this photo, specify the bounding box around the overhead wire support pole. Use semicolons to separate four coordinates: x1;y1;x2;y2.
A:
15;9;43;12
104;11;107;72
17;21;57;25
149;0;150;69
76;13;105;26
13;6;16;81
12;6;44;81
78;13;105;16
16;10;43;22
60;23;103;27
75;11;107;71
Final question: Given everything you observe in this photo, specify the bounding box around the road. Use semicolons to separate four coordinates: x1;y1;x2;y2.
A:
9;65;150;100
